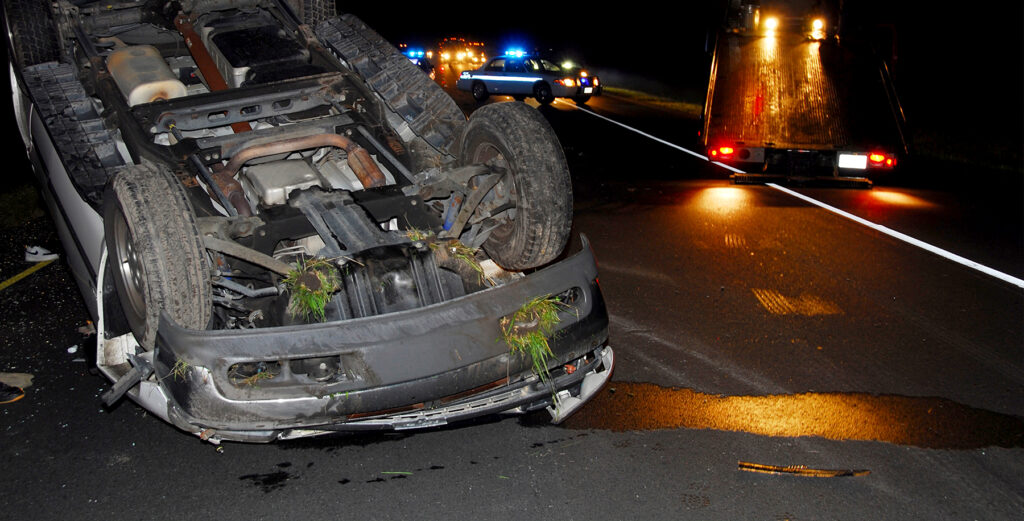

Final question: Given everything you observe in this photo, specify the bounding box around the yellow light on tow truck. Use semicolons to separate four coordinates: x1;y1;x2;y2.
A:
811;18;826;39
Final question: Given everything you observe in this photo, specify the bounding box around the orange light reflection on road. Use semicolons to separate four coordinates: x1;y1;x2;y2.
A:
693;186;751;214
563;382;1024;449
868;190;935;209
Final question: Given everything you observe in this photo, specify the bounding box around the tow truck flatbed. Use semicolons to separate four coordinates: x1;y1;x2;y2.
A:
702;26;906;184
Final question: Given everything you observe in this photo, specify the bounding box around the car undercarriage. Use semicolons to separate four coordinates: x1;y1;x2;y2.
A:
4;0;612;442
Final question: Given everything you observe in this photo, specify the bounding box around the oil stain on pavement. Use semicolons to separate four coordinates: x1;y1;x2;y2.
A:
563;382;1024;450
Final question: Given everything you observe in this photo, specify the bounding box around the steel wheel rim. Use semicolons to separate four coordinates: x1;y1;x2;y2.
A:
112;211;148;323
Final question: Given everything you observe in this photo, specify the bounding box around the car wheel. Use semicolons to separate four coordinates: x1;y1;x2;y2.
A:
285;0;337;25
104;163;212;349
317;15;467;160
472;82;489;102
5;0;59;66
458;102;572;270
533;83;554;105
573;94;592;105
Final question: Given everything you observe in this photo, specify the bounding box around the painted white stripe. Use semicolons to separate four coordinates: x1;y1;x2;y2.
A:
556;100;710;161
464;74;543;82
559;100;1024;289
766;183;1024;288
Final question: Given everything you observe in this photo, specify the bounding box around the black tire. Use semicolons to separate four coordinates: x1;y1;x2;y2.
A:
573;94;592;105
284;0;337;25
471;82;489;102
104;163;212;349
458;103;572;270
533;82;554;105
5;0;59;67
316;15;467;157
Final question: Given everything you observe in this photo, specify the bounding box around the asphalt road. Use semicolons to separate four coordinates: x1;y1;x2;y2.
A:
1;66;1022;520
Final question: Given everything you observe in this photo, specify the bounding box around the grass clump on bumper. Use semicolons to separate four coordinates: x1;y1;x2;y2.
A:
501;295;567;381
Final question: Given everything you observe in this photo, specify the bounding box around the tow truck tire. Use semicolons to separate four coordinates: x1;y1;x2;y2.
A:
472;82;489;102
6;0;59;66
573;94;592;105
459;102;572;270
104;163;212;349
533;82;555;105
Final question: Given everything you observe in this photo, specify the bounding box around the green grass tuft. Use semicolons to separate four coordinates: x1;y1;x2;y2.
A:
283;257;340;322
500;295;567;381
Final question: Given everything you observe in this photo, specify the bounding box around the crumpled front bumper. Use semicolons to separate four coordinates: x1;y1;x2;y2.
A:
148;237;611;442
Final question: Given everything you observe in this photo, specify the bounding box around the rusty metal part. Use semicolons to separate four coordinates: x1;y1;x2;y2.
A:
223;133;388;189
173;14;251;133
203;236;293;276
211;167;254;216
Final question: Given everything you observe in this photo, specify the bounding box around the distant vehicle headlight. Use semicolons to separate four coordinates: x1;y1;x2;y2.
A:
812;18;824;30
764;16;779;31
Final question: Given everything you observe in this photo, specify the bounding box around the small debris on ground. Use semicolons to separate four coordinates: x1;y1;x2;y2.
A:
738;461;870;477
24;245;59;262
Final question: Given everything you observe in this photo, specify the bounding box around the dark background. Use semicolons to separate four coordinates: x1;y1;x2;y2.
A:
348;0;1024;173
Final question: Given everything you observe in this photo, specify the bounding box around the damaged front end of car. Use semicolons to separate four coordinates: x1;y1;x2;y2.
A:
96;234;612;443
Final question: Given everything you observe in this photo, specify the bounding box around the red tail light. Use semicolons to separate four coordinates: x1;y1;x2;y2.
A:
868;152;896;168
710;146;735;159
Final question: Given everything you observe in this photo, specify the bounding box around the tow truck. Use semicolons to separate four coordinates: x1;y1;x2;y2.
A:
703;0;908;186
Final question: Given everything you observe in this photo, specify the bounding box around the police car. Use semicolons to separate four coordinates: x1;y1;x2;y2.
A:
456;51;601;105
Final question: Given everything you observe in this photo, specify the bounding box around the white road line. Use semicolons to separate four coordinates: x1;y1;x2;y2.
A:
558;100;1024;289
766;183;1024;289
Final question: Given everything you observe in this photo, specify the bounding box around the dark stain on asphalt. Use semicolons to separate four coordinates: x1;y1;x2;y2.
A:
563;382;1024;449
238;470;294;493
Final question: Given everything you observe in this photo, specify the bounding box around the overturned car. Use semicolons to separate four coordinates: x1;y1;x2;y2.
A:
4;0;612;443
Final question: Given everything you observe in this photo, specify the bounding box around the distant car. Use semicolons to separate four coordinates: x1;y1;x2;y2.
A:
399;46;436;80
457;54;601;105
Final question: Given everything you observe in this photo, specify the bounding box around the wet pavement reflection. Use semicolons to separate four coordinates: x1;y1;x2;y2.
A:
563;382;1024;450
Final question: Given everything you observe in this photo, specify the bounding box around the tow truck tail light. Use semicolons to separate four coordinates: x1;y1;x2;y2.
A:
710;146;735;158
840;152;897;169
868;152;896;168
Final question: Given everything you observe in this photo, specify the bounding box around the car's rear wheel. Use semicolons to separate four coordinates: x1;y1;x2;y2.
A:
533;82;554;105
285;0;337;25
5;0;59;66
104;163;212;349
316;15;467;163
472;81;489;102
458;102;572;270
